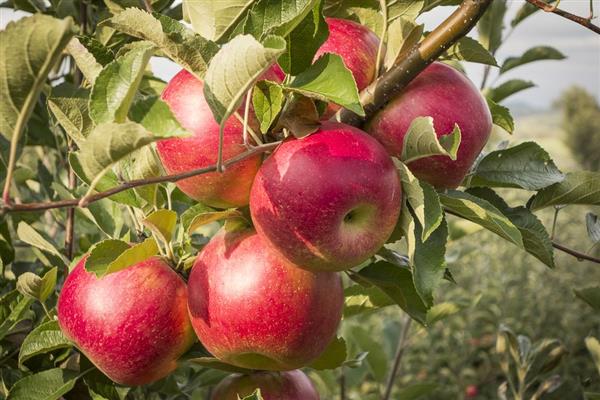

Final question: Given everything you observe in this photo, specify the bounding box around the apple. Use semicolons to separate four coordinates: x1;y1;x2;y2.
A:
249;121;401;271
187;228;343;371
211;370;319;400
316;18;380;116
365;62;492;189
57;256;195;386
465;384;479;398
156;66;284;208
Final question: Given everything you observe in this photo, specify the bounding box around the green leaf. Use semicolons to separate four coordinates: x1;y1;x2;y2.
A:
84;238;159;277
444;36;498;66
240;390;264;400
143;209;177;245
487;79;535;103
486;97;514;134
426;302;461;325
396;161;443;241
309;336;347;370
0;291;34;341
184;0;256;42
344;284;394;318
47;91;94;147
188;357;253;373
186;209;244;235
574;287;600;312
286;53;364;116
89;41;155;124
467;187;555;268
440;190;523;247
501;46;565;74
16;222;68;265
66;37;103;84
511;0;557;26
118;145;163;206
586;213;600;243
585;337;600;375
468;142;564;190
243;0;318;40
355;261;428;325
384;17;424;71
6;368;88;400
347;325;389;381
0;15;75;141
16;267;57;302
274;94;321;138
106;9;219;80
252;81;284;133
528;172;600;211
204;34;286;124
129;95;189;137
18;320;71;366
279;0;329;75
387;0;424;22
412;218;448;307
400;116;461;163
477;0;506;54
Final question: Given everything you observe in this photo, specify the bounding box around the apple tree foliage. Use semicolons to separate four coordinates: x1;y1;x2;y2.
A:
0;0;599;399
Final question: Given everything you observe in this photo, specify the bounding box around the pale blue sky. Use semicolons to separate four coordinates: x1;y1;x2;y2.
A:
2;1;599;108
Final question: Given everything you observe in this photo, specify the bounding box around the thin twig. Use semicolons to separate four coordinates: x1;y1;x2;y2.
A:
525;0;600;34
340;368;346;400
383;316;412;400
1;142;279;214
375;0;388;78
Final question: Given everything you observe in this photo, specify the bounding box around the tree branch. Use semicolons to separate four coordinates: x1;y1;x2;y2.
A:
383;316;412;400
525;0;600;34
337;0;494;127
1;142;280;214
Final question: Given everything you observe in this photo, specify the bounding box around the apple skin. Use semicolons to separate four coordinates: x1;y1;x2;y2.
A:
57;256;195;386
156;66;284;208
211;370;319;400
187;229;343;371
249;121;401;271
365;62;492;189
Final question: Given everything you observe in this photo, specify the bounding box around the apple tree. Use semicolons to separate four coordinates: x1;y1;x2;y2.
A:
0;0;599;399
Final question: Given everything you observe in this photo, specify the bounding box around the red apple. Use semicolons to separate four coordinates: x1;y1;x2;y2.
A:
211;370;319;400
156;66;284;208
249;121;401;271
57;256;195;386
365;62;492;189
316;18;380;116
465;384;479;398
187;229;343;371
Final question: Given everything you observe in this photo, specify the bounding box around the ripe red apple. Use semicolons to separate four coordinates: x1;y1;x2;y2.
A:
316;18;380;116
249;121;401;271
187;229;343;371
465;384;479;398
211;370;319;400
57;256;195;386
156;66;284;208
365;62;492;189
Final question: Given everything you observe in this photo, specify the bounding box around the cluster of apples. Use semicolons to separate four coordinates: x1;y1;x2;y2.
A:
57;17;491;399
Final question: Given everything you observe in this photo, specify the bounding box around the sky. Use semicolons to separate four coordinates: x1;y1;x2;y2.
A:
1;1;599;109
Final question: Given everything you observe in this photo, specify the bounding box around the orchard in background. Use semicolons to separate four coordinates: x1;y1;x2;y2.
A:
0;0;599;400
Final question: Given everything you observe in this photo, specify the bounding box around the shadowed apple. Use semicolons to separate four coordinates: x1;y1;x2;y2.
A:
187;229;343;371
250;121;401;272
57;256;195;386
211;370;319;400
366;62;492;189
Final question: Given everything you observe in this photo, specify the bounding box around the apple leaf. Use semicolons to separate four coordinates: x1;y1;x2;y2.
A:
585;337;600;375
440;190;523;248
278;0;329;75
426;301;463;326
48;91;94;148
468;142;564;190
477;0;506;54
84;238;159;277
243;0;318;40
586;213;600;243
16;267;57;302
309;336;347;370
275;94;321;138
286;53;364;116
204;34;286;124
344;284;395;318
89;41;155;124
412;218;448;307
18;320;71;367
347;325;389;381
501;46;565;74
354;261;429;325
183;206;245;235
187;357;254;373
467;187;555;268
252;81;284;133
400;116;461;164
0;14;75;146
486;97;514;134
143;209;177;246
528;172;600;211
66;37;104;84
118;145;163;206
0;291;34;341
384;17;424;71
240;390;264;400
184;0;256;42
574;287;600;312
6;367;90;400
129;95;189;137
16;222;69;266
487;79;536;103
386;0;424;22
444;36;498;66
106;9;219;80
